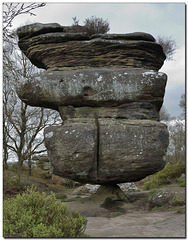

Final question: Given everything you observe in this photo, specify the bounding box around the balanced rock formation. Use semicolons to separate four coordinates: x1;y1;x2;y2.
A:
16;23;169;185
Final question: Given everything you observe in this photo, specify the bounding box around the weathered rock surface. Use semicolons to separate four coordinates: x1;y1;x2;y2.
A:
119;183;139;192
149;190;174;208
17;23;155;42
59;104;159;121
98;119;168;184
73;182;139;195
44;119;168;184
16;68;167;117
17;23;166;71
17;22;64;39
149;187;185;209
16;23;169;186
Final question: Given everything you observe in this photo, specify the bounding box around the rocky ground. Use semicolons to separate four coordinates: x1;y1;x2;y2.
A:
61;183;185;238
4;168;185;238
85;211;185;238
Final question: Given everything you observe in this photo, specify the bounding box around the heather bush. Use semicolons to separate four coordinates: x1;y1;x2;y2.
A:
3;187;87;238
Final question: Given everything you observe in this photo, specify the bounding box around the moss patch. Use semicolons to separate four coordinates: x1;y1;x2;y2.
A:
142;162;185;190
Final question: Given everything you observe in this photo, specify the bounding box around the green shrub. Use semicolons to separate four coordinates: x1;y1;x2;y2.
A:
178;175;185;187
3;187;87;238
172;193;185;206
143;162;185;190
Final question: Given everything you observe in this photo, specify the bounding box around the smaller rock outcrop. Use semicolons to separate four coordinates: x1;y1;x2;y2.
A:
149;188;185;210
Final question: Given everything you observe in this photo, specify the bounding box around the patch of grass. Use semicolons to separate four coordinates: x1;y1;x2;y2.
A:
55;192;67;200
3;187;87;238
3;166;70;198
3;173;26;197
152;206;165;211
63;197;80;202
172;193;185;206
176;206;186;214
109;211;123;217
149;189;158;195
115;211;122;216
178;175;185;187
142;162;185;190
38;171;52;180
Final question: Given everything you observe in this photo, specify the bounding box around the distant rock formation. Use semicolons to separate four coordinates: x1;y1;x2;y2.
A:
16;23;169;185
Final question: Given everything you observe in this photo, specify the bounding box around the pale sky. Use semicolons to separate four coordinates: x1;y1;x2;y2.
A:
9;2;186;118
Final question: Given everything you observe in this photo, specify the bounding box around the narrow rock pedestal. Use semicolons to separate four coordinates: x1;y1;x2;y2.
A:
91;185;129;206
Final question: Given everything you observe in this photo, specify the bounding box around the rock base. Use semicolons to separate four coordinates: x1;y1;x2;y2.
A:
90;185;129;206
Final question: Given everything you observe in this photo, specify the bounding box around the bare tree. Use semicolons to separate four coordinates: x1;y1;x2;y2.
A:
156;35;177;61
3;2;62;170
3;2;45;43
167;120;185;164
4;50;61;168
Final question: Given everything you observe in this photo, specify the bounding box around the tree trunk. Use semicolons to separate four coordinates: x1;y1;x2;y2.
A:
3;143;8;170
3;114;9;170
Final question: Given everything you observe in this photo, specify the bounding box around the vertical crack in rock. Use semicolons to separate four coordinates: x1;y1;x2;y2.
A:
94;112;100;182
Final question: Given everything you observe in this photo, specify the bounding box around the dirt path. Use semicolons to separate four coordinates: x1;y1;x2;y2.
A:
85;211;185;238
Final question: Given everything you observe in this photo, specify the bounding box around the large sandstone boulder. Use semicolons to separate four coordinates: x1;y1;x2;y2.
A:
16;68;167;121
44;119;168;184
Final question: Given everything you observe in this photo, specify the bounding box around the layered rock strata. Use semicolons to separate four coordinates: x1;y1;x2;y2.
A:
16;23;169;185
17;23;165;71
